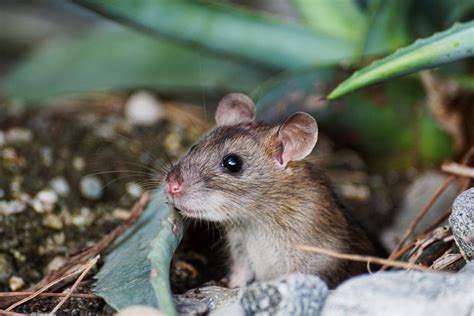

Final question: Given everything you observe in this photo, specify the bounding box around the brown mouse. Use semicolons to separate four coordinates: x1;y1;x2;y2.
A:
165;93;379;288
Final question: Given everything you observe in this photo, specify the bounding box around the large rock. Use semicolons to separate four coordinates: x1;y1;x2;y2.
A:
321;271;474;316
382;171;460;249
460;260;474;274
449;188;474;260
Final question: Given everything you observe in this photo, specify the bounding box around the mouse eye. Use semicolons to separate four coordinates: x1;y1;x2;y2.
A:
222;154;242;173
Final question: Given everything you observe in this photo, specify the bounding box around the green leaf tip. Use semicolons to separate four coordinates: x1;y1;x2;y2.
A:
327;20;474;100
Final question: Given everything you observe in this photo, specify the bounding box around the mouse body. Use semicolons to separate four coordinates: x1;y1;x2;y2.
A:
165;93;378;288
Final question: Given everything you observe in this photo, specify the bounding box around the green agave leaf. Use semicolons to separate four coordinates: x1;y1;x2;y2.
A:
292;0;366;43
73;0;355;69
328;20;474;99
94;191;183;315
361;0;411;56
255;70;454;168
4;27;271;102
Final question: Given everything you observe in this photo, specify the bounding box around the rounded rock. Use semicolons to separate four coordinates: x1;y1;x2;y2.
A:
9;276;25;291
241;273;328;316
449;188;474;259
117;306;165;316
125;91;163;126
80;176;103;200
50;177;70;197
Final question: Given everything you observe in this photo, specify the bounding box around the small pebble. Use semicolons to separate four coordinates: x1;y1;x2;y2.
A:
2;147;18;164
0;131;5;147
9;276;25;291
40;147;53;167
112;208;131;220
31;189;58;213
73;156;86;171
125;91;163;126
5;127;33;144
126;182;143;198
72;207;94;226
11;250;26;262
45;256;67;274
0;200;27;216
43;213;63;230
50;176;70;197
80;176;103;200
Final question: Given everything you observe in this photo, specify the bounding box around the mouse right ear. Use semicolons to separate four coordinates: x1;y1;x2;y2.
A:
273;112;318;167
215;93;256;126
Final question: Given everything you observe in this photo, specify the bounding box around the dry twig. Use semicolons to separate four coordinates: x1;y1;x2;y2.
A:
50;255;100;313
297;245;433;272
382;147;474;270
441;161;474;178
6;265;90;312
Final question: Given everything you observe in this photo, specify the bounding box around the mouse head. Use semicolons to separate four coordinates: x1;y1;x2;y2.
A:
164;93;318;222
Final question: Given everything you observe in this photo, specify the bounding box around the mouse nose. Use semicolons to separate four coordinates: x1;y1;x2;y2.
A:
165;170;183;196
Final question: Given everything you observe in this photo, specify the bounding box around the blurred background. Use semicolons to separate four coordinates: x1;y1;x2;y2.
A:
0;0;473;313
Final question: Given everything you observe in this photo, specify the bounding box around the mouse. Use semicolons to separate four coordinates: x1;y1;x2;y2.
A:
164;93;380;288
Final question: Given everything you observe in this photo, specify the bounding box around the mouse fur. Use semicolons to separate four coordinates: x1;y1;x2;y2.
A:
165;93;380;288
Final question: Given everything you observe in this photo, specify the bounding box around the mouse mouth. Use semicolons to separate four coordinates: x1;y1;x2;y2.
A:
169;200;201;219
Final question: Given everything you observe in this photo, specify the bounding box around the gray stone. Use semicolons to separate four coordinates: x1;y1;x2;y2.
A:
174;286;240;315
321;271;474;316
382;171;460;249
460;260;474;274
241;273;328;316
50;176;70;197
79;175;103;200
450;188;474;260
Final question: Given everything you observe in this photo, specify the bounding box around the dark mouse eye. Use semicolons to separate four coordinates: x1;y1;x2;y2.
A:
222;154;242;173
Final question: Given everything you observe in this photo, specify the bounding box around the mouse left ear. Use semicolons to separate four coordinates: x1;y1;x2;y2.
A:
215;93;256;126
273;112;318;167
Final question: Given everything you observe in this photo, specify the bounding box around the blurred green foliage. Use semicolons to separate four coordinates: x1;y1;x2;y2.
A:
4;0;474;166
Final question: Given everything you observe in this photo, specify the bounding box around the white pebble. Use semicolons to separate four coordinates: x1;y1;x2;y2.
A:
50;177;70;197
73;157;86;171
112;208;131;220
80;176;103;200
0;200;27;216
125;91;163;126
72;207;94;226
5;127;33;144
32;189;58;213
43;213;63;230
45;256;67;274
9;276;25;291
126;182;143;198
0;131;5;147
41;147;53;167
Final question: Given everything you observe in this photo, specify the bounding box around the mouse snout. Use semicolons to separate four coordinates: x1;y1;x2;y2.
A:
165;169;184;197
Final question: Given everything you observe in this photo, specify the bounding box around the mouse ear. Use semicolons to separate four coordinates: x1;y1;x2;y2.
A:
215;93;256;126
274;112;318;167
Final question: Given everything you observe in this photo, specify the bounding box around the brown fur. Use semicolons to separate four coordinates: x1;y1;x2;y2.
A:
166;119;378;288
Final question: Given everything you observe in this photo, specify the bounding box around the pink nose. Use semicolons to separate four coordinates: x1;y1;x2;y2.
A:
166;171;183;196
